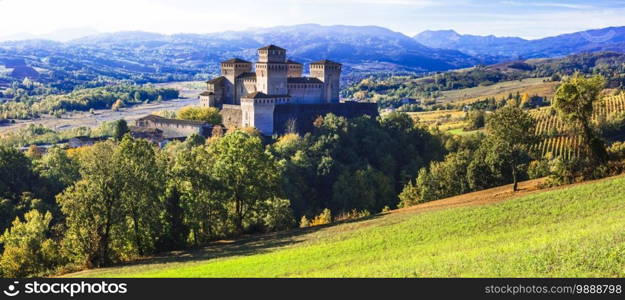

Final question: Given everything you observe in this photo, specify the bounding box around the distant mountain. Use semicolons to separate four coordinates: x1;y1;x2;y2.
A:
0;24;487;90
70;24;481;72
414;26;625;59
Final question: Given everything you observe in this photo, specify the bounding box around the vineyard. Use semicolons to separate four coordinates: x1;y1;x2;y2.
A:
531;93;625;158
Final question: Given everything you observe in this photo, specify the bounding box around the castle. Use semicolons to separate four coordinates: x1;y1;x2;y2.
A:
200;45;377;135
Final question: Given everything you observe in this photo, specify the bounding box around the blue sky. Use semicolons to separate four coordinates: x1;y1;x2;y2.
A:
1;0;624;39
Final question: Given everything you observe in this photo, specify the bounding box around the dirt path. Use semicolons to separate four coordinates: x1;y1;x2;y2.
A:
393;178;547;215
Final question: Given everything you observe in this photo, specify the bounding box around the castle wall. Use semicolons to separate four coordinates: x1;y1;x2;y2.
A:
136;120;209;138
220;104;242;129
287;83;324;104
241;100;275;135
273;102;378;135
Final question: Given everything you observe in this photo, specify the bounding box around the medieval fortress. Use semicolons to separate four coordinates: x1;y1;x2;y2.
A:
200;45;376;135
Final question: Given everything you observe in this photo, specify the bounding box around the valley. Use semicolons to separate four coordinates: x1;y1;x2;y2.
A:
0;81;201;135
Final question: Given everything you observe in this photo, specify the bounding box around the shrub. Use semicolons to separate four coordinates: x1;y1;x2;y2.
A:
398;179;420;208
608;142;625;160
335;209;371;222
262;198;295;232
310;209;332;226
528;159;550;179
299;216;310;228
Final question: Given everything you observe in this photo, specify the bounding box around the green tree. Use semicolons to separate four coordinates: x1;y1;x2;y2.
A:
113;119;129;141
553;73;607;164
486;105;537;191
465;110;486;130
115;135;164;256
398;179;419;208
0;210;59;277
35;146;80;200
207;131;281;233
171;144;224;245
57;141;123;267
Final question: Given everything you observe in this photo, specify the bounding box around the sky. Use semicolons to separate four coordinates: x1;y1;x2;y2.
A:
0;0;624;40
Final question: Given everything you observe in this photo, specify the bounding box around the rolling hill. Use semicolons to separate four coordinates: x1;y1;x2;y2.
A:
66;175;625;278
414;26;625;60
0;24;481;88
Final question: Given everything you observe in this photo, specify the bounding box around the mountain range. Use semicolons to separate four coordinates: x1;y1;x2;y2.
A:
414;26;625;60
1;24;625;85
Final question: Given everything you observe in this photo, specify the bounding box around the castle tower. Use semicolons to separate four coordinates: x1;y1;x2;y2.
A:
310;59;342;103
287;60;303;77
220;58;252;104
255;45;288;95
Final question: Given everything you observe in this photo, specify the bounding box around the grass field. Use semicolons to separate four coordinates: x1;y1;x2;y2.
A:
66;175;625;278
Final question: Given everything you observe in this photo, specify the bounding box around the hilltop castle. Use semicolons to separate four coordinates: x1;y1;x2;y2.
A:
200;45;377;135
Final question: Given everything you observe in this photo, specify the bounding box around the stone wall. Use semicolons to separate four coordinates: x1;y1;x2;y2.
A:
220;105;242;129
287;83;324;104
137;121;209;138
273;102;378;135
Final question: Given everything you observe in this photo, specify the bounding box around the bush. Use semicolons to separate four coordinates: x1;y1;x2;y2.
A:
299;216;310;228
335;209;371;222
608;142;625;160
262;198;295;232
310;209;332;226
398;179;420;208
528;159;550;179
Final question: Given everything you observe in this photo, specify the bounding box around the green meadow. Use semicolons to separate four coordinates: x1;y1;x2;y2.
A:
69;175;625;278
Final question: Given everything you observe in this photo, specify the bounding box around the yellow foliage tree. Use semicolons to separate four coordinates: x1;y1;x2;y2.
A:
176;107;222;125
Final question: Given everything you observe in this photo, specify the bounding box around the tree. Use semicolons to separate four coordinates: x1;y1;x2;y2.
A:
113;119;129;141
0;210;59;277
115;135;164;256
465;110;486;130
398;179;419;208
134;91;142;102
207;131;281;233
177;107;222;125
57;141;123;267
35;146;80;200
170;143;224;245
486;105;537;191
553;73;607;164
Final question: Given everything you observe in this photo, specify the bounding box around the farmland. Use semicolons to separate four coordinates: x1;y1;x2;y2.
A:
532;93;625;157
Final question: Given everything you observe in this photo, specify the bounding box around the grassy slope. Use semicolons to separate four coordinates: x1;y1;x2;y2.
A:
68;175;625;278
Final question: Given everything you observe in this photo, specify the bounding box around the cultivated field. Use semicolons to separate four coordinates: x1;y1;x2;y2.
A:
66;175;625;278
532;93;625;157
437;77;558;105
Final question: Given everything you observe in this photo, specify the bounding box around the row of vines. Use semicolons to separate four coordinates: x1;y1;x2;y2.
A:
531;93;625;158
